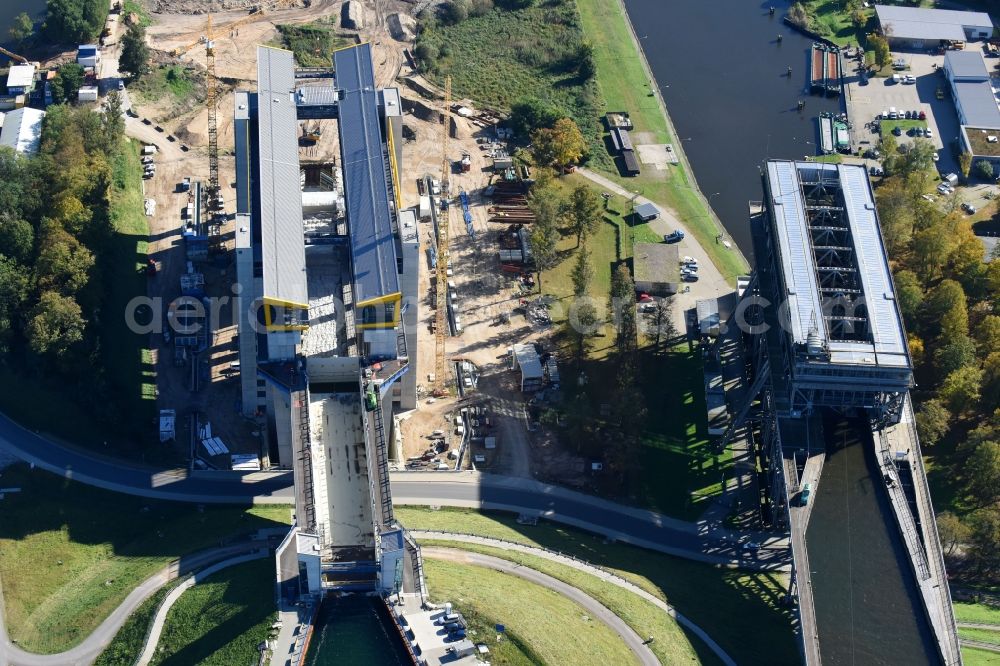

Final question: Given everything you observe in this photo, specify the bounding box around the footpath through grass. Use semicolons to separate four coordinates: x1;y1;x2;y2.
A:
961;627;1000;646
401;507;797;664
149;558;276;666
0;464;289;654
574;0;748;281
423;540;718;665
423;557;639;665
94;581;181;666
965;647;1000;665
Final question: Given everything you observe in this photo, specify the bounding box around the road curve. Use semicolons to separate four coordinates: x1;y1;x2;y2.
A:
414;531;736;665
423;547;659;666
0;414;788;569
135;551;269;666
0;543;265;666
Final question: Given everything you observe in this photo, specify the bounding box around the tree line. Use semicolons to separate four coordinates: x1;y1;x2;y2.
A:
873;137;1000;582
0;97;127;411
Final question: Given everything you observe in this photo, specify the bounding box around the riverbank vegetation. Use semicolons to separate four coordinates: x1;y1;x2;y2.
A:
414;0;746;280
786;0;873;47
0;464;289;654
401;506;797;664
148;558;276;666
44;0;110;44
870;137;1000;587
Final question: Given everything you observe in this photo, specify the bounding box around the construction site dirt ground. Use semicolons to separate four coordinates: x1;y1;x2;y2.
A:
135;0;566;478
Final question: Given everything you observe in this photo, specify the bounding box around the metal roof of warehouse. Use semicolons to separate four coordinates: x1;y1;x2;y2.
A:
874;5;991;41
256;46;307;305
945;50;989;80
764;161;908;367
955;80;1000;127
333;43;399;304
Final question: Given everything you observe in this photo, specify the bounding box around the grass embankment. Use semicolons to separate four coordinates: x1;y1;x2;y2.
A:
956;602;1000;625
133;65;204;118
0;140;158;458
149;558;276;666
123;0;153;27
400;507;797;664
965;647;1000;665
424;541;715;664
0;464;290;654
94;581;181;666
961;627;1000;646
276;22;354;67
107;140;157;418
575;0;748;281
423;557;639;665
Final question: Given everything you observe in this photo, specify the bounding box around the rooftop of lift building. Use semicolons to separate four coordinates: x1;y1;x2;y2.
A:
761;161;911;373
333;43;402;309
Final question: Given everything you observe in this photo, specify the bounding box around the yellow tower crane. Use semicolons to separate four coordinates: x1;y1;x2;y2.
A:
433;77;453;396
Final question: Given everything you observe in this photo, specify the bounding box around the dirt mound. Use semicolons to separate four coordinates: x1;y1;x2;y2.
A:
387;13;416;41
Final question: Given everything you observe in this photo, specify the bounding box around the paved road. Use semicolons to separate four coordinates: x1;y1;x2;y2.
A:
414;532;736;665
0;415;788;569
424;547;659;666
0;542;265;666
136;551;269;666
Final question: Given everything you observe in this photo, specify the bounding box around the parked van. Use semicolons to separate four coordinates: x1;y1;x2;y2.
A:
801;483;813;506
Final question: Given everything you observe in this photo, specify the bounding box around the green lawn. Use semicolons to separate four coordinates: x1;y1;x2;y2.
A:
880;119;928;140
149;558;276;666
0;464;290;653
123;0;153;27
961;627;1000;646
95;581;181;666
399;507;797;664
423;541;718;665
956;602;1000;626
574;0;748;282
965;647;1000;665
423;556;639;665
106;141;157;434
276;22;354;67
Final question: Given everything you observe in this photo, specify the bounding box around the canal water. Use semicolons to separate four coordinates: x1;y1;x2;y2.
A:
0;1;46;50
621;0;845;260
806;416;938;665
304;595;412;666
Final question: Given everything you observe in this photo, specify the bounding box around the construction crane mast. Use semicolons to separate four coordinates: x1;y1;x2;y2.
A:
204;14;223;254
433;77;452;396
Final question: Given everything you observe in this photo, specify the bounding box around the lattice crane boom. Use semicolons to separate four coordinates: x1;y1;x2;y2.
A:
433;78;452;396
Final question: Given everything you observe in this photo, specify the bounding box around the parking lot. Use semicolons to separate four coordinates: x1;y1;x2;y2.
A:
845;47;965;176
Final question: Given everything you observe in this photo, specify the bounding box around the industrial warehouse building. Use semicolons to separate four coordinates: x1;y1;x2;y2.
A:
0;107;45;155
941;50;1000;167
874;5;993;49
